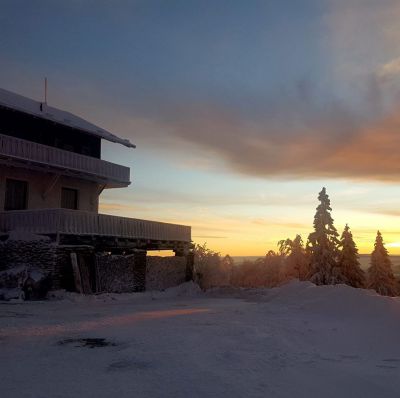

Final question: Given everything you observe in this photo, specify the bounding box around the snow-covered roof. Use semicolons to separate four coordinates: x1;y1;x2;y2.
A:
0;88;135;148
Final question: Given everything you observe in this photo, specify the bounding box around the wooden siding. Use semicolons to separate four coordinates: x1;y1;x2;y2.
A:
0;209;191;242
0;133;130;186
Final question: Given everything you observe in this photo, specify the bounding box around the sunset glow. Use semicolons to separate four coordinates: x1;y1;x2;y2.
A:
3;1;400;256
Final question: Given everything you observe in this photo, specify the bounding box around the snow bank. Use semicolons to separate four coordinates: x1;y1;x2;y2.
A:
150;281;202;298
47;281;202;303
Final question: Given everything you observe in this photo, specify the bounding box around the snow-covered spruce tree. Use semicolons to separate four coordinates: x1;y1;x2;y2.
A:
278;235;310;280
337;224;365;288
307;187;344;285
367;231;398;296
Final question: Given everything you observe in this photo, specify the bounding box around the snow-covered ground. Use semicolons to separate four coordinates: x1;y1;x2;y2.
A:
1;281;400;398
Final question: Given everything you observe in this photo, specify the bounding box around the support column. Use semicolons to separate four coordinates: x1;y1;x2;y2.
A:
185;251;194;282
133;250;147;292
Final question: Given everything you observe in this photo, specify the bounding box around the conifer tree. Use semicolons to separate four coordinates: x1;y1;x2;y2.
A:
337;224;365;288
278;235;310;280
367;231;398;296
307;187;342;285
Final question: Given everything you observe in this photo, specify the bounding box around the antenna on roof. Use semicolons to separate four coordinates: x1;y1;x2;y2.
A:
44;77;48;104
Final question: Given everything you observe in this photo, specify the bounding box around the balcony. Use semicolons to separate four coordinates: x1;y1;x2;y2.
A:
0;133;130;187
0;209;191;250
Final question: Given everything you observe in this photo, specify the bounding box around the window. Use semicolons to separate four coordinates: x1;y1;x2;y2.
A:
4;179;28;211
61;188;78;210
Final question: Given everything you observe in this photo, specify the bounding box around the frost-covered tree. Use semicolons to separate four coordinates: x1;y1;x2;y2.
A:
193;243;221;289
367;231;398;296
278;235;310;280
220;254;234;284
337;224;365;288
307;187;342;285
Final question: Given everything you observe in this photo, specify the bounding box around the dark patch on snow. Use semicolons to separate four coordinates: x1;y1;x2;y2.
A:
58;338;117;348
0;310;33;318
376;364;398;369
107;359;153;372
340;354;359;360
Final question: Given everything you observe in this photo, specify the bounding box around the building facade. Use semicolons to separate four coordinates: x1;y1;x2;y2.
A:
0;88;193;294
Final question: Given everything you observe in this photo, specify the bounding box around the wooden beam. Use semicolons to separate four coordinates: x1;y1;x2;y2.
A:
42;173;60;200
97;184;107;196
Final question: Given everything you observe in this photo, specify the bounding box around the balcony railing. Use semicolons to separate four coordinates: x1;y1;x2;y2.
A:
0;133;130;186
0;209;191;243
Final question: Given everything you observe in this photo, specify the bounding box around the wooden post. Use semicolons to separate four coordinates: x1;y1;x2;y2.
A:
133;250;147;292
185;251;194;282
70;253;83;294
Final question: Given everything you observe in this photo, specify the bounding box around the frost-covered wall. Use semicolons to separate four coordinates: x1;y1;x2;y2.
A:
0;236;190;294
96;254;186;293
0;235;56;275
96;254;137;293
146;256;186;291
0;234;94;290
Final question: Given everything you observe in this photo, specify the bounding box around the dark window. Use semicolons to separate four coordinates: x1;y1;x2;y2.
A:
81;146;91;156
4;179;28;211
61;188;78;210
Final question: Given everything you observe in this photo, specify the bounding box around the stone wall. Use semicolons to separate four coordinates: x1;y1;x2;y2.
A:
0;235;94;290
96;254;188;293
146;256;186;291
96;254;136;293
0;236;56;275
0;238;191;294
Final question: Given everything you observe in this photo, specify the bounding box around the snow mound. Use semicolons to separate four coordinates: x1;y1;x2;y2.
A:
150;281;202;299
47;282;202;302
0;287;24;301
230;280;400;322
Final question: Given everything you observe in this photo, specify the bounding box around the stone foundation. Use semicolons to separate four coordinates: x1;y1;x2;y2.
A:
96;254;188;293
0;236;193;294
0;238;95;290
146;256;187;291
0;237;55;274
96;253;136;293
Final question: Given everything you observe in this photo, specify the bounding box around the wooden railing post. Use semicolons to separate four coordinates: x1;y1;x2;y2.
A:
0;133;130;184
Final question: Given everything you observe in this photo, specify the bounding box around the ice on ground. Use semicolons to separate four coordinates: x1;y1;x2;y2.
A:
1;281;400;398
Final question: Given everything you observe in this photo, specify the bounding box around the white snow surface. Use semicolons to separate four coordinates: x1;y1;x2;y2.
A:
0;87;135;148
1;281;400;398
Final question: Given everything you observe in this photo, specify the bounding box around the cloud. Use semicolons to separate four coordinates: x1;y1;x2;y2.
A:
251;219;309;230
378;57;400;80
103;187;314;208
91;66;400;183
365;208;400;218
123;88;400;182
99;202;149;213
6;0;400;184
193;235;227;239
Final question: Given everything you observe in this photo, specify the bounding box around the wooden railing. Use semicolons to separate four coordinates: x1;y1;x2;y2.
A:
0;133;130;185
0;209;191;242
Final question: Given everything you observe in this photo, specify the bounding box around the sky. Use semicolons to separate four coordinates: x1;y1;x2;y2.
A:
2;0;400;255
